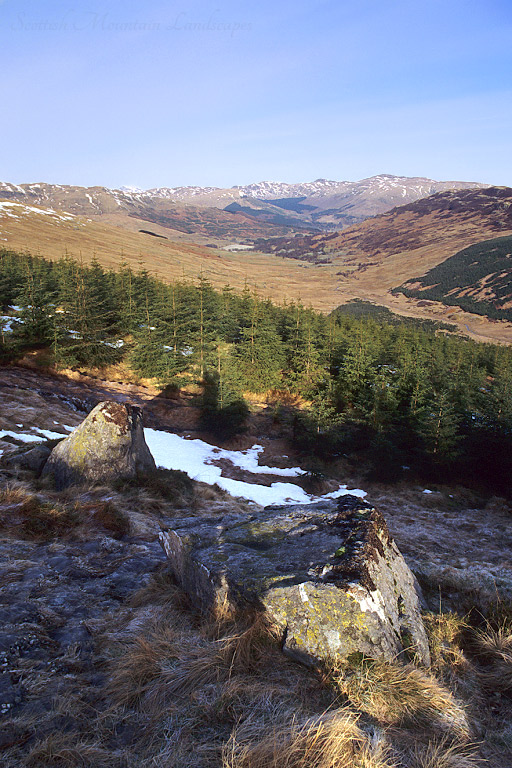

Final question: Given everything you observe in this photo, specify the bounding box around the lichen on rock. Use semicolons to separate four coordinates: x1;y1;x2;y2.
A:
42;401;156;489
159;495;431;668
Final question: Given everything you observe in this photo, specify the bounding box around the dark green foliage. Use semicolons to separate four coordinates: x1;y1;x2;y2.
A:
396;235;512;320
200;371;249;439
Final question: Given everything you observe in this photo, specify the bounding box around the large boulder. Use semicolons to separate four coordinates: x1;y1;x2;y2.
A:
42;401;156;489
159;495;430;667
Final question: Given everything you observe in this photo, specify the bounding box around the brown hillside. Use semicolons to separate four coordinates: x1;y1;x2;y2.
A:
0;201;342;309
254;187;512;342
2;193;512;345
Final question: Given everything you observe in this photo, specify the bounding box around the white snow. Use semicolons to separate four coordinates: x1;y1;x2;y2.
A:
0;428;70;444
144;428;366;506
0;201;74;221
422;489;433;494
103;339;125;348
0;431;44;444
38;428;71;440
0;316;20;333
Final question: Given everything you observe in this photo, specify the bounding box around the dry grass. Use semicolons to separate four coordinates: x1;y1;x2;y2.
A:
79;499;130;538
127;567;190;610
113;467;195;508
25;733;124;768
408;737;481;768
472;622;512;659
106;623;182;709
331;658;469;738
423;613;471;675
471;621;512;692
0;482;134;540
222;710;393;768
0;490;81;539
0;480;34;503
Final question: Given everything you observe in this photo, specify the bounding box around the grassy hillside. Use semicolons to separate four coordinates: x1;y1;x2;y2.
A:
397;235;512;320
2;195;512;344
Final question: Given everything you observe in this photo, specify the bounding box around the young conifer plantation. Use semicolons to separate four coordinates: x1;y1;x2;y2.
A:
1;247;511;495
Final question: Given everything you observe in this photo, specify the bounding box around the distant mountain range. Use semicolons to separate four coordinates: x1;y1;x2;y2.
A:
144;174;486;228
0;174;487;238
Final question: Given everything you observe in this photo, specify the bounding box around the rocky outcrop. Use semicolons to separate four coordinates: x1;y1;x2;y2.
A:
159;495;430;667
0;440;58;475
42;401;156;489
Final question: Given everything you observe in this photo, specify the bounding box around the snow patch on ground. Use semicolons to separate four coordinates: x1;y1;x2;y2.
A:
0;423;366;506
144;428;366;506
0;428;70;446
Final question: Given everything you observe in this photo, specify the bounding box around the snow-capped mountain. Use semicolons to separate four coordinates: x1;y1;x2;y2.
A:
0;175;488;236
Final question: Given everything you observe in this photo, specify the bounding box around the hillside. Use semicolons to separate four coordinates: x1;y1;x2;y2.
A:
2;187;512;344
0;200;344;311
398;235;512;320
254;187;512;342
0;183;315;241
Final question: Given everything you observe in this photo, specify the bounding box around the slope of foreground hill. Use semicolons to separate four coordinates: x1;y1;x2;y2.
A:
0;364;510;767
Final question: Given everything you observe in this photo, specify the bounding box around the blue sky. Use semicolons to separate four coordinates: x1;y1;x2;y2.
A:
1;0;512;188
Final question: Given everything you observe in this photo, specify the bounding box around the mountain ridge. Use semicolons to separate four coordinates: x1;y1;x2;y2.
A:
0;174;488;235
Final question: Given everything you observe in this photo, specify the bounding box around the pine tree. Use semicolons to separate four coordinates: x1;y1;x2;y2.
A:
13;257;56;347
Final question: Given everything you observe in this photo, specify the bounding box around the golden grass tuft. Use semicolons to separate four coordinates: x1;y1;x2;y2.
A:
222;709;394;768
332;658;469;738
471;622;512;692
423;612;471;675
472;622;512;659
26;733;124;768
0;490;80;539
0;480;34;504
106;623;180;709
79;499;130;538
408;737;481;768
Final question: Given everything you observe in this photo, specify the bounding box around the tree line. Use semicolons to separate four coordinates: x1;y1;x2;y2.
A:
1;248;511;493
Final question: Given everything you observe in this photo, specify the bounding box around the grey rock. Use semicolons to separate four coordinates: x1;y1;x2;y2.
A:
0;632;19;651
47;555;73;573
53;624;91;648
0;440;55;475
160;495;430;667
42;401;156;489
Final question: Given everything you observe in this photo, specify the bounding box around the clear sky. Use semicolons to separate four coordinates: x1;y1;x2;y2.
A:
1;0;511;188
